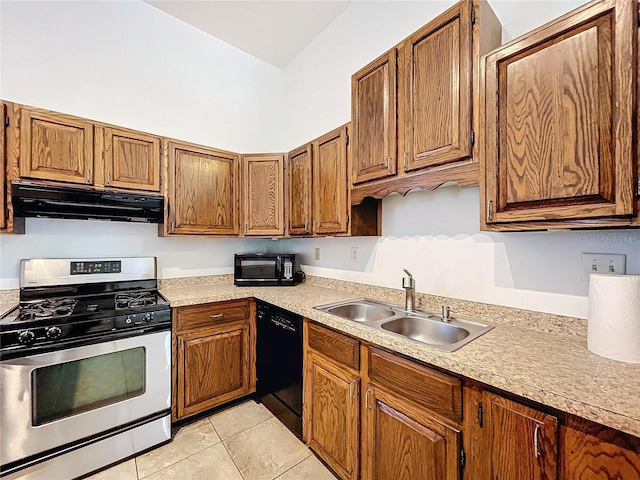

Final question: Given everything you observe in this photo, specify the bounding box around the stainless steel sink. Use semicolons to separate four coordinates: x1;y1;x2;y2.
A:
381;316;470;345
314;298;493;352
326;302;395;322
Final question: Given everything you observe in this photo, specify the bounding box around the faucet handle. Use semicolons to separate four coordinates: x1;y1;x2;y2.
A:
402;268;413;278
402;268;415;289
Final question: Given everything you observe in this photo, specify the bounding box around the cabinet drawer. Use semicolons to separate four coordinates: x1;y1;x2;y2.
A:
177;300;250;331
367;347;462;424
307;322;359;370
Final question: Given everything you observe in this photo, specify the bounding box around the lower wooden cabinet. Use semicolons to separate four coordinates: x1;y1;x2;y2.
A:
304;351;360;480
362;386;461;480
173;299;255;421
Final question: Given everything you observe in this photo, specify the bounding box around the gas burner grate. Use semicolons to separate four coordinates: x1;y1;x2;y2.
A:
19;298;78;321
115;291;156;310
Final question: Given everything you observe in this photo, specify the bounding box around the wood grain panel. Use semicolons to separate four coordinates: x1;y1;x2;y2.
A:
482;0;636;227
483;391;558;479
559;415;640;480
287;143;313;235
367;347;462;424
404;1;472;171
0;103;5;230
351;49;397;184
101;127;161;192
243;154;284;236
177;300;250;331
306;352;359;480
313;124;348;235
20;109;93;185
169;141;239;235
307;322;359;370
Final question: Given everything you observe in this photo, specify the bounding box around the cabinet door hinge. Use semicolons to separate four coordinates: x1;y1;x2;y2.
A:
470;129;475;147
460;447;466;468
478;402;484;428
345;134;349;146
471;8;476;25
4;115;8;127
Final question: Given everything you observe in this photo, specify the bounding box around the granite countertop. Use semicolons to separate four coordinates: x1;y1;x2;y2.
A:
160;278;640;438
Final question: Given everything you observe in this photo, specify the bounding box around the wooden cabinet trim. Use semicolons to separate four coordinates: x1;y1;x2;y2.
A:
307;322;360;370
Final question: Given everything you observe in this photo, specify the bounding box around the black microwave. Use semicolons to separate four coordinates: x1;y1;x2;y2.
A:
234;253;299;286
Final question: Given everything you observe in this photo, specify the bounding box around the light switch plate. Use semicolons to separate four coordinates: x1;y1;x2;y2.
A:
581;253;626;281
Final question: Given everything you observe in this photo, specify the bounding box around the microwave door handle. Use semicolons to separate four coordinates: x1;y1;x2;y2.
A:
275;257;282;280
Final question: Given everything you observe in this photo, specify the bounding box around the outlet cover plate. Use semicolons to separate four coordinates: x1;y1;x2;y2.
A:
581;253;626;281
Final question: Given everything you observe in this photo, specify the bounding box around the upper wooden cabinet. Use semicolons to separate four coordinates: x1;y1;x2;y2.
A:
1;103;7;231
164;140;240;236
287;144;313;235
351;49;398;184
481;0;639;230
313;125;349;235
350;0;502;203
20;108;94;186
97;126;161;192
242;154;284;236
14;105;162;194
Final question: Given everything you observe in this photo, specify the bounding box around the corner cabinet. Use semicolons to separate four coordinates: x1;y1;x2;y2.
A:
163;140;240;236
173;299;256;421
480;0;639;230
242;154;285;236
350;0;502;204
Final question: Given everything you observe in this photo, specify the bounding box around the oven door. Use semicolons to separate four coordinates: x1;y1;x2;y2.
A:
0;330;170;467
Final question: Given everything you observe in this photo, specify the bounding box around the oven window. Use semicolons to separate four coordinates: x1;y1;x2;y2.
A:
32;347;146;426
238;259;277;279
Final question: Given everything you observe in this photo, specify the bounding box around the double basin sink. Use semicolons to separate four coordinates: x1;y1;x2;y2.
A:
314;298;493;352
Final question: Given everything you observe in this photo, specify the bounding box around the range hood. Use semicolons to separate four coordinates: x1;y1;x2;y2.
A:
11;182;164;223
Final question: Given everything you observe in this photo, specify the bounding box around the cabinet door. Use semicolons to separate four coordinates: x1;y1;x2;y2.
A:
20;108;94;185
168;141;240;235
287;144;313;235
243;154;284;236
482;391;558;480
351;49;397;184
304;352;359;480
403;0;472;171
176;321;252;419
483;0;636;225
100;126;161;192
362;386;460;480
313;125;349;235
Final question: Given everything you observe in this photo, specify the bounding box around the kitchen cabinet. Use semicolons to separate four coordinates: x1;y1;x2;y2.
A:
304;322;360;480
17;105;162;192
1;102;6;231
313;125;349;235
481;0;639;230
163;139;240;236
350;0;502;204
464;386;558;479
173;299;255;421
287;143;313;235
95;126;161;192
242;154;284;236
361;347;462;480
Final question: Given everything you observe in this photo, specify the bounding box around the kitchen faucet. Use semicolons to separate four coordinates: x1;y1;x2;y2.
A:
402;268;415;312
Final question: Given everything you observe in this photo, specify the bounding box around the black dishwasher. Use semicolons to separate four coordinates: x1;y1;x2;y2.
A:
256;300;303;438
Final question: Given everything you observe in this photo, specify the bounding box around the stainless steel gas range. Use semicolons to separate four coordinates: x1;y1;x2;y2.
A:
0;257;172;480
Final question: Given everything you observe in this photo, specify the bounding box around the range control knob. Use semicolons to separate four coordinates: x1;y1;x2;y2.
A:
46;326;62;339
145;313;153;323
18;330;36;345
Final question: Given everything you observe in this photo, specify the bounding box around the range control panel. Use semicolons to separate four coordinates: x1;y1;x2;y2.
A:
70;261;122;275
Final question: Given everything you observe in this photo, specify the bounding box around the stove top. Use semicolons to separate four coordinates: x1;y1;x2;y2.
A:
0;257;171;359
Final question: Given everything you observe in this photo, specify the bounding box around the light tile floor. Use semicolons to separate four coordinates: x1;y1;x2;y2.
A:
86;401;337;480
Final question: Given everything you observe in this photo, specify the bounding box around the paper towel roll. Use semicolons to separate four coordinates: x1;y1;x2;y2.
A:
588;274;640;364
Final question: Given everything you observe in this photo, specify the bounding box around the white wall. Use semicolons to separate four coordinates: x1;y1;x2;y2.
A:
1;0;638;320
280;0;639;319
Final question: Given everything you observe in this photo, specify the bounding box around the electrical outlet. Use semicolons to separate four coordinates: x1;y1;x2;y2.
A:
351;247;359;262
581;253;626;281
314;248;320;260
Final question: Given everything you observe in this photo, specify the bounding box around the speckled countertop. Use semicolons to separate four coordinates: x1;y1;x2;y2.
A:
159;275;640;438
